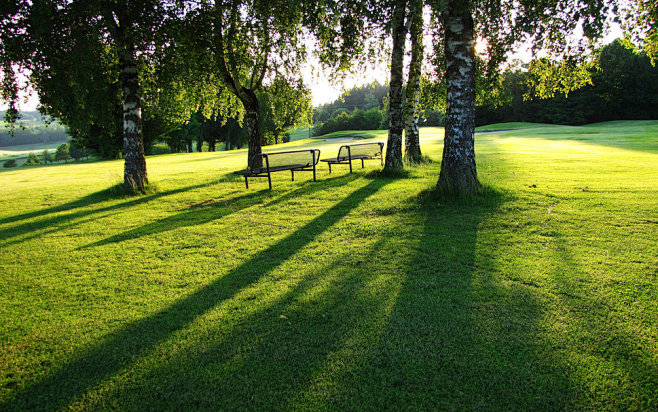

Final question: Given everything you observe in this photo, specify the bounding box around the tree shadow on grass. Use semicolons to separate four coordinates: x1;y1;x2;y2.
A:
81;173;363;249
30;184;574;411
0;176;236;244
65;184;570;411
318;189;577;409
84;237;397;410
540;233;658;409
0;177;390;411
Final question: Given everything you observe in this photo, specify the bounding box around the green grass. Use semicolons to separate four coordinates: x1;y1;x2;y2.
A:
313;129;386;140
288;126;313;141
0;121;656;410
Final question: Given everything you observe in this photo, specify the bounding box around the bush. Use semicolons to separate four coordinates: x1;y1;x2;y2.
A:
69;143;88;161
24;152;41;166
3;158;17;168
55;143;71;163
313;108;384;136
42;149;54;164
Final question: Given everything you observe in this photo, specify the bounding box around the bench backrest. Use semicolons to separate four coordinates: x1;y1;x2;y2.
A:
337;142;384;161
250;149;320;173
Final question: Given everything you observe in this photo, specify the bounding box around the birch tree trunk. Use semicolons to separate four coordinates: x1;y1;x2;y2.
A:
436;2;479;194
119;43;148;190
384;0;408;171
404;0;423;163
243;90;263;170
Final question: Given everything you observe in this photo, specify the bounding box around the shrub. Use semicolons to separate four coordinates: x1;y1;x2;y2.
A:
55;143;71;163
24;152;41;166
313;108;385;136
69;143;88;161
3;158;17;168
42;149;54;164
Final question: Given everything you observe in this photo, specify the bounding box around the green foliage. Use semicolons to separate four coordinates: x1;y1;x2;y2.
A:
24;152;40;166
69;143;88;161
41;150;53;164
3;158;17;168
623;0;658;64
313;108;384;136
477;40;658;125
259;77;314;145
313;82;389;123
55;143;71;163
525;57;595;99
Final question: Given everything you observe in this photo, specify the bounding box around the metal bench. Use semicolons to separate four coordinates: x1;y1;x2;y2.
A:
234;149;321;189
321;142;385;173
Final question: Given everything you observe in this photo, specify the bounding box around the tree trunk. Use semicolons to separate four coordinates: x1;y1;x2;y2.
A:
119;44;148;190
436;2;479;194
384;0;408;171
243;90;263;170
404;0;423;163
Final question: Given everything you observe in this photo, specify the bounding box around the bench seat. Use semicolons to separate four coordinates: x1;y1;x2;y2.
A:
234;149;320;189
321;142;385;173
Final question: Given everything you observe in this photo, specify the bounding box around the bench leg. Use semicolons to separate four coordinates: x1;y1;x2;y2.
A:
361;159;365;168
349;159;353;173
313;164;316;181
291;170;295;181
244;176;249;189
328;163;332;174
267;172;272;190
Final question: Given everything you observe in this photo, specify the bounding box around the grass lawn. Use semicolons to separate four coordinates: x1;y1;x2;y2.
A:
0;122;656;410
288;126;313;141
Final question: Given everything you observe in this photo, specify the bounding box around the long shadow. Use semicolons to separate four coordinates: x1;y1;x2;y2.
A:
0;177;389;411
82;173;361;249
0;176;234;244
68;185;569;410
87;238;396;410
330;190;577;409
543;230;658;408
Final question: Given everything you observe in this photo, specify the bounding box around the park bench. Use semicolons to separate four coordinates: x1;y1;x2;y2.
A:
321;142;385;173
234;149;321;190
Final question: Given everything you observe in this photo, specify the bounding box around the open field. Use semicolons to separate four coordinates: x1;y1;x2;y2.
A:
0;140;71;166
1;122;656;410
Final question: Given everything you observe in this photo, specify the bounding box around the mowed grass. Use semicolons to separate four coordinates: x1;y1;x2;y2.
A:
0;121;656;410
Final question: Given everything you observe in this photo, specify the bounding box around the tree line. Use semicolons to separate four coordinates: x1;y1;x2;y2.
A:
314;39;658;135
2;0;654;194
0;111;68;146
477;40;658;126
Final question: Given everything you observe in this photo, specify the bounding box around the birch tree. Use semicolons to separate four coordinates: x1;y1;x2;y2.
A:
181;0;306;170
0;0;171;191
404;0;424;163
383;0;408;171
430;0;616;194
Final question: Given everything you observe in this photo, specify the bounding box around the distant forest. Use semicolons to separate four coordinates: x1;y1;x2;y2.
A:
1;112;69;146
478;40;658;125
313;40;658;134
